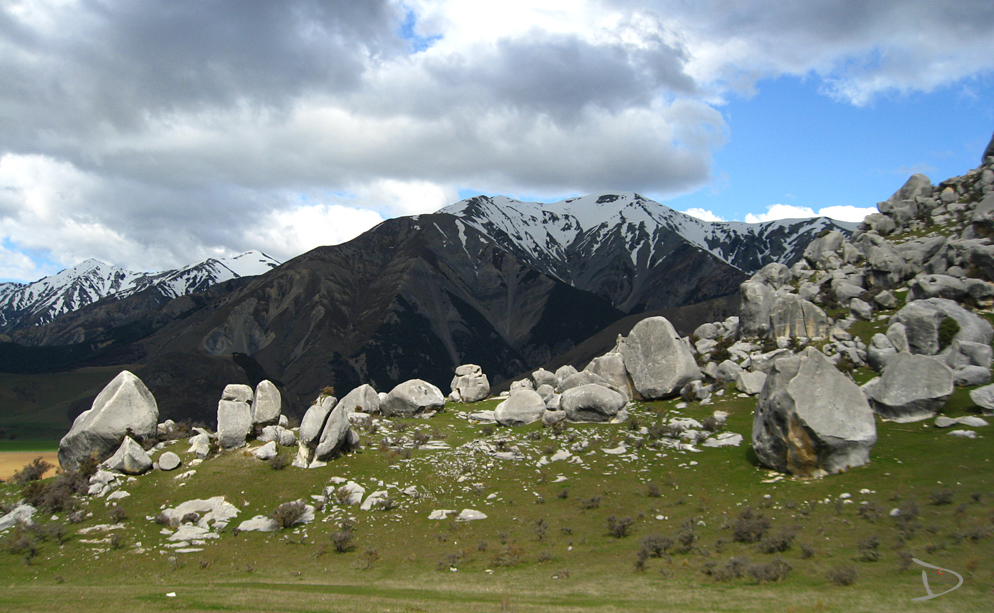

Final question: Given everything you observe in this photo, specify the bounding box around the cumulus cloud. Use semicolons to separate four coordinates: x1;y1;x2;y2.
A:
0;0;992;279
682;208;725;222
744;203;875;223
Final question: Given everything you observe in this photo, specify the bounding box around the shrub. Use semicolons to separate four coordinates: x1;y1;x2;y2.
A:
607;516;635;538
321;386;335;396
268;453;290;470
353;547;379;570
639;535;673;561
733;508;770;544
108;507;128;523
857;502;882;523
748;556;791;583
533;519;548;541
22;470;88;515
930;488;954;505
646;483;661;498
757;526;797;554
557;488;569;499
331;528;355;553
706;556;749;582
699;416;720;432
938;317;960;351
857;535;881;561
12;457;52;485
580;496;601;510
481;425;495;436
800;543;815;559
675;520;697;554
826;565;858;586
270;500;307;529
491;545;524;567
710;336;734;364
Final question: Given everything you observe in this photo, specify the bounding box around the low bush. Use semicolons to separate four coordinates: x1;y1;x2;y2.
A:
12;457;52;485
748;556;791;583
857;535;880;561
268;453;290;470
331;527;355;553
757;526;797;553
733;508;770;544
826;565;858;586
108;507;128;523
270;500;307;529
607;515;635;538
929;488;954;506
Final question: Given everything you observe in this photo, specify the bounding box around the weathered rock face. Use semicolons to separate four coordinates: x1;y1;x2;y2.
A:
494;390;547;426
618;316;701;399
738;281;775;338
58;370;159;471
217;399;253;449
532;368;559;389
561;384;628;422
559;370;614;393
252;380;281;426
584;353;631;399
969;384;994;416
101;436;153;475
449;365;490;403
338;384;381;414
891;298;994;355
222;384;254;404
314;404;353;461
752;348;877;477
861;353;954;422
750;262;792;289
299;395;336;448
769;294;829;339
381;379;446;417
735;371;767;396
554;365;578;381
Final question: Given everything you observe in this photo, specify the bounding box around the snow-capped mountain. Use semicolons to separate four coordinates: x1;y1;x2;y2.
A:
0;250;280;331
440;193;857;312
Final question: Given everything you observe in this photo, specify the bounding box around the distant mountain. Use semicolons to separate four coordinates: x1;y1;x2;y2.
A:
0;251;280;332
442;193;857;312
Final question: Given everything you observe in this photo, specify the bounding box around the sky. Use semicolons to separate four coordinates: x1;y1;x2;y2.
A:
1;1;993;282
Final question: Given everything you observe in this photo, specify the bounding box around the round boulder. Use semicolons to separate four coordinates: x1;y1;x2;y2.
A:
861;353;954;422
561;384;628;422
494;390;546;427
158;451;181;471
618;316;701;399
381;379;446;417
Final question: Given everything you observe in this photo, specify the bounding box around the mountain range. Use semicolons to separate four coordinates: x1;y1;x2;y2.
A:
0;194;855;423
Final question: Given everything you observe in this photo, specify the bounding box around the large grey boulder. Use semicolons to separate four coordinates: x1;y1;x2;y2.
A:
101;436;153;475
217;398;253;450
803;231;846;268
381;379;446;417
252;380;282;426
867;333;898;372
58;370;159;471
313;404;353;460
449;366;490;403
861;353;954;422
909;274;968;301
735;371;767;396
752;348;877;477
584;353;631;398
338;384;381;414
750;263;792;289
561;384;628;422
554;365;578;381
532;368;559;389
970;384;994;416
158;451;181;471
891;298;994;355
222;384;254;404
560;370;618;395
738;281;775;338
618;316;701;399
494;390;546;426
716;359;744;382
294;395;336;467
769;294;829;339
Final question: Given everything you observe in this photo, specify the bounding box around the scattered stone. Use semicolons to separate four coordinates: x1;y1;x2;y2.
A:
236;516;278;532
450;366;490;403
958;416;989;427
702;432;743;448
948;430;977;439
934;416;958;428
101;436;153;475
158;452;181;472
428;510;456;520
0;504;36;531
735;371;767;396
456;509;487;521
252;441;278;460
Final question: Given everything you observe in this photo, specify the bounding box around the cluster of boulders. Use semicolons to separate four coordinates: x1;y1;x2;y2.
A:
736;147;994;477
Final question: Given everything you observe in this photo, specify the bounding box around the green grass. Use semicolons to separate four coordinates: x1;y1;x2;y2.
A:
0;440;59;452
1;374;992;612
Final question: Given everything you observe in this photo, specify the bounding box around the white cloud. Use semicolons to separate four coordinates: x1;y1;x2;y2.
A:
682;208;725;222
243;201;385;264
744;203;875;223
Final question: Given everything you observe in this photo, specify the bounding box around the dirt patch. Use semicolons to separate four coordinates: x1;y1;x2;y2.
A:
0;452;60;481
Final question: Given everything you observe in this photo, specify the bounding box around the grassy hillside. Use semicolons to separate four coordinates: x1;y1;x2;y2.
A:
1;371;991;611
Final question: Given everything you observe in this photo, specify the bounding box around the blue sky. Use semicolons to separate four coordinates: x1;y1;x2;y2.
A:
0;1;993;282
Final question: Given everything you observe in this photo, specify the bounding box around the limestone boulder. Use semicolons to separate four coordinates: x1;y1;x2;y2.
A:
910;274;968;301
313;404;353;461
752;348;877;477
891;298;994;355
618;316;701;399
58;370;159;471
735;371;767;396
217;398;252;450
769;294;829;339
158;451;181;471
101;436;153;475
559;370;615;393
252;441;278;461
494;390;546;427
738;281;775;338
532;368;559;389
561;384;627;422
449;366;490;403
294;395;335;467
970;384;994;416
222;384;253;404
953;365;990;387
861;353;954;422
716;359;743;382
750;262;792;289
338;384;381;414
867;333;898;372
252;380;282;426
381;379;446;417
584;353;631;398
554;365;578;381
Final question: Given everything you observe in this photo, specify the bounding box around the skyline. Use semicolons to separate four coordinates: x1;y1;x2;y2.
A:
1;1;993;282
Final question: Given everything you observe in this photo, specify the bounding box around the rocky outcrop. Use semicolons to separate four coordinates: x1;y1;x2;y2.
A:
769;294;829;339
313;403;354;461
584;353;631;399
449;365;490;403
738;281;775;338
752;348;877;477
618;316;701;399
494;390;546;426
294;394;336;467
381;379;446;417
891;298;993;356
861;353;954;422
58;370;159;471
